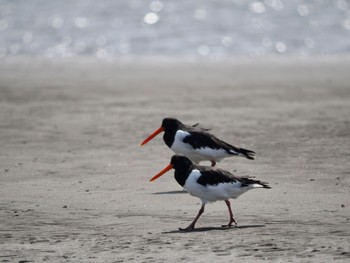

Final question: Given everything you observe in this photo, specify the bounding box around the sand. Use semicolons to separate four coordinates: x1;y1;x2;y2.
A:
0;57;349;262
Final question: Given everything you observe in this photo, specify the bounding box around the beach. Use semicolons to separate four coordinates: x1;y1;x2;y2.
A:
0;57;350;262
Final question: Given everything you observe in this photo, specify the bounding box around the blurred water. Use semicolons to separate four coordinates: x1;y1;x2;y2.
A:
0;0;349;59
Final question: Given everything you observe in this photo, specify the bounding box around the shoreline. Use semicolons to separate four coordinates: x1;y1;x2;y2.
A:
2;54;350;64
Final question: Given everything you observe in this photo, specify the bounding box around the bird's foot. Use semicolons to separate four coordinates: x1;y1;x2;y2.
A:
179;224;195;231
222;218;237;228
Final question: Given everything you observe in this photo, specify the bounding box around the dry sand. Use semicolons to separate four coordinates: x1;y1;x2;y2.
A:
0;57;349;262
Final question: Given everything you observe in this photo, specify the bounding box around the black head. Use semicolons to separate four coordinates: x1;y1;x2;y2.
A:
170;155;193;170
161;118;183;132
170;155;194;186
141;117;184;147
149;154;193;183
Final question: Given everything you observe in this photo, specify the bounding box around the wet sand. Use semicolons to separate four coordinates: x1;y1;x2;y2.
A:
0;57;349;262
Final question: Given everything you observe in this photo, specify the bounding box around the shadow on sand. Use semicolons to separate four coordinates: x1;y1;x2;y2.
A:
153;190;187;195
162;224;265;234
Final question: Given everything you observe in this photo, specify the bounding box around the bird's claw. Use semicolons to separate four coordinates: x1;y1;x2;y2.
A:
179;225;195;231
222;219;237;228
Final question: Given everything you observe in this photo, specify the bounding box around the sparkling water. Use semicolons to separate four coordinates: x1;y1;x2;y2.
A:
0;0;349;59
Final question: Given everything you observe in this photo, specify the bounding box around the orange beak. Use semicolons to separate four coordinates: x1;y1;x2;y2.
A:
149;164;173;182
141;127;164;146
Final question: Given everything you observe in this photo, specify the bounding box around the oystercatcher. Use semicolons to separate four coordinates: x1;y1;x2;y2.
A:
150;155;270;231
141;118;255;166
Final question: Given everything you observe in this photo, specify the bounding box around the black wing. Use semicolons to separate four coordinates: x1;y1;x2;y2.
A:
196;167;238;186
183;125;255;159
196;166;270;188
183;130;234;151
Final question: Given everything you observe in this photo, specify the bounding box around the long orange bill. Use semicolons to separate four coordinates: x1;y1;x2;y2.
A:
149;164;173;182
141;127;164;146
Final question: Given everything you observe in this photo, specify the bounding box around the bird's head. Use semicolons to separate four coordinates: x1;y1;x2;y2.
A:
141;117;182;146
149;155;193;182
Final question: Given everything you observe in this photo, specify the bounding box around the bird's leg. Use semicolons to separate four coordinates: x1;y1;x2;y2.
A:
222;200;237;227
210;160;216;167
179;204;205;231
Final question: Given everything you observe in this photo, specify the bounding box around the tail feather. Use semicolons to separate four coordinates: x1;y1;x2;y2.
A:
240;177;271;189
235;148;256;160
254;182;271;189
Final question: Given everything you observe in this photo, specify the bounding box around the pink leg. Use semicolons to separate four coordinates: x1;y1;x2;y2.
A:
222;200;237;227
210;160;216;167
179;204;205;231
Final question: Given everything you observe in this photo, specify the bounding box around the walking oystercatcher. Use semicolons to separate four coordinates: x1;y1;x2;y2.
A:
150;155;270;231
141;118;255;166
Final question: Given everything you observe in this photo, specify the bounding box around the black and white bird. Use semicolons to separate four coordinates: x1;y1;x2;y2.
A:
141;118;255;166
150;155;270;231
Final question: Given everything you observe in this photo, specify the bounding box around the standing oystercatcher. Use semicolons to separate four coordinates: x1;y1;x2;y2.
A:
141;117;255;166
150;155;270;231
